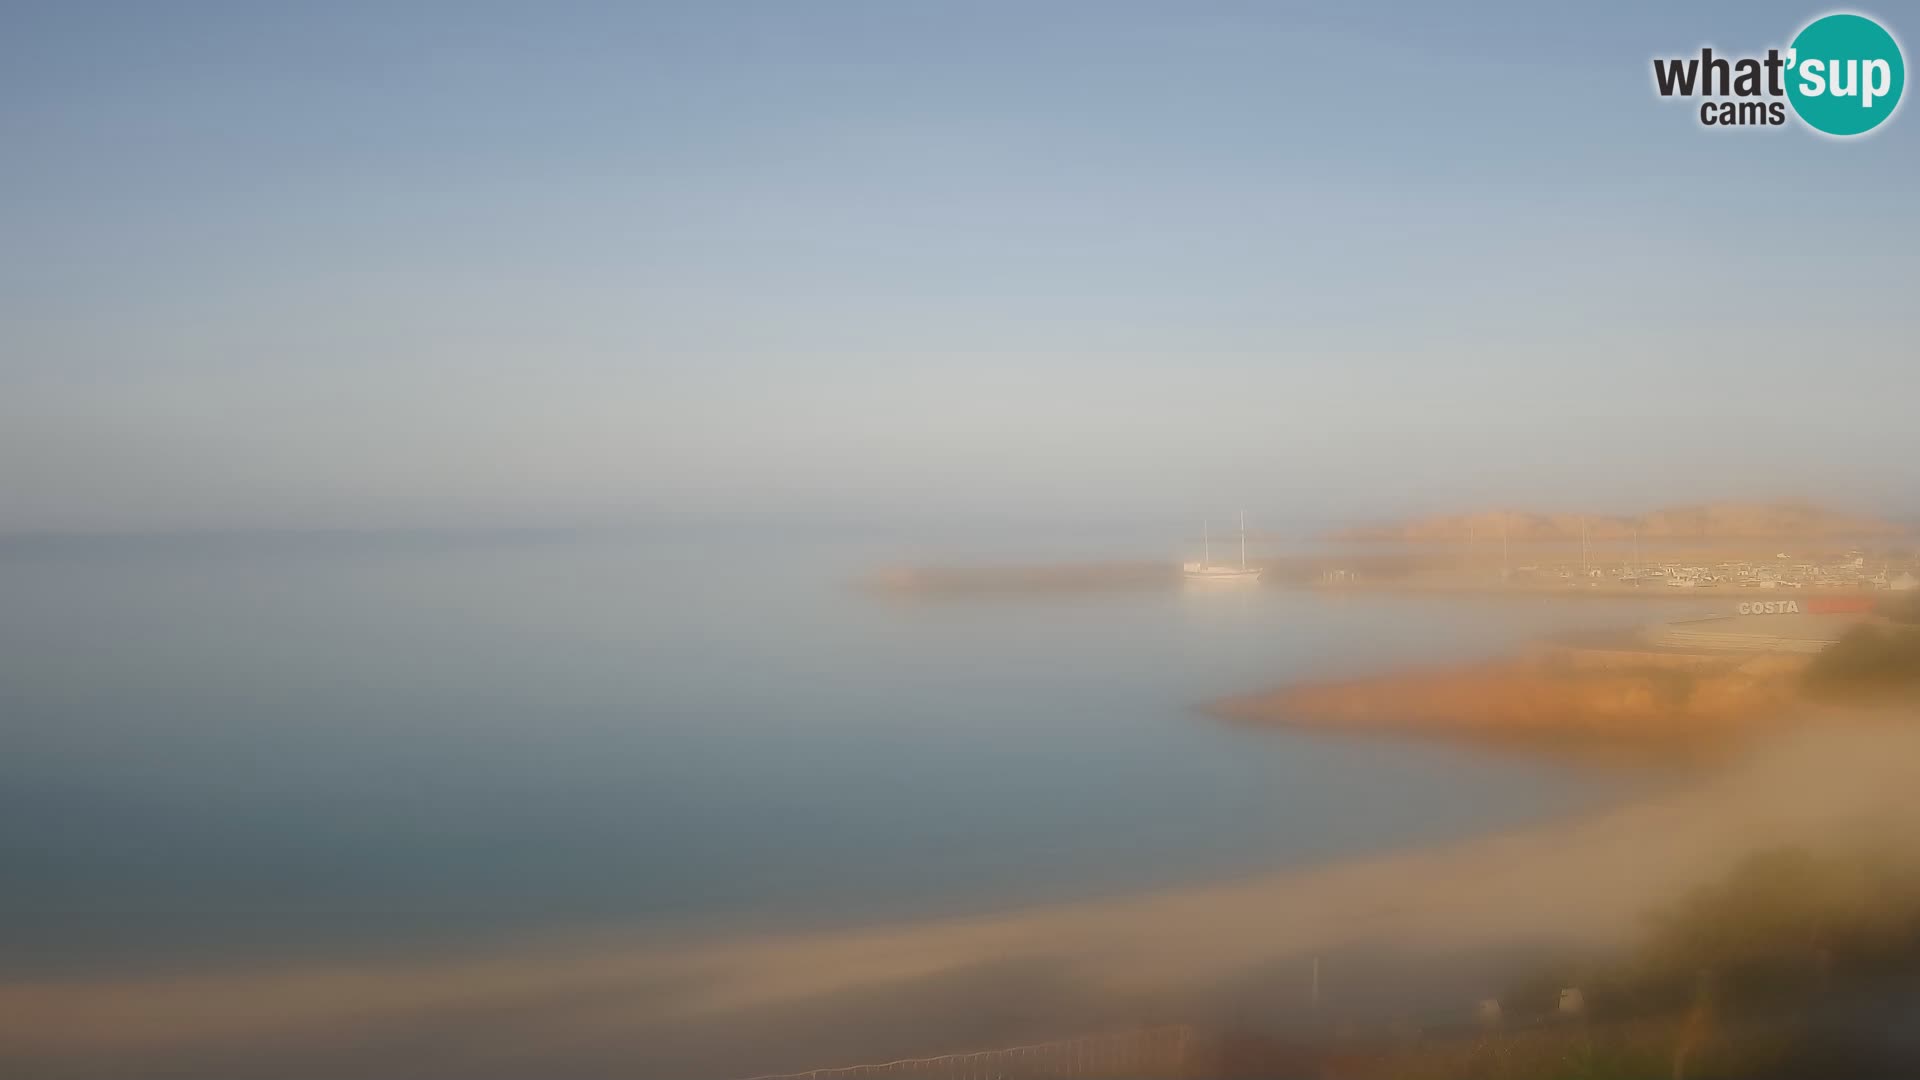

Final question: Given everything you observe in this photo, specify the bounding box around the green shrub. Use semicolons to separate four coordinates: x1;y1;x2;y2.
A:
1802;625;1920;694
1631;848;1920;1005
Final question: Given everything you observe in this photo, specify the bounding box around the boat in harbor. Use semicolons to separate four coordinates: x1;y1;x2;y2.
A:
1184;511;1262;583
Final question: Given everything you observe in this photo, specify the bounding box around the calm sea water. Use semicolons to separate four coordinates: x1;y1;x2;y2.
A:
0;521;1678;974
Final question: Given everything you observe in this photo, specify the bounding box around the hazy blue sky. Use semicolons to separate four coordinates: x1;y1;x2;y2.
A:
3;1;1916;531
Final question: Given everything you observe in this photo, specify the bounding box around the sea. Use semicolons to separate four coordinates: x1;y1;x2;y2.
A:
0;516;1693;977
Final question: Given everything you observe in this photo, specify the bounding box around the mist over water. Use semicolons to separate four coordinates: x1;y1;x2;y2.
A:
4;2;1916;1074
0;519;1678;976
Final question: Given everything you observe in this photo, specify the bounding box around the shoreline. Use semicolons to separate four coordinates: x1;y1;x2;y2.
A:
862;552;1911;602
4;722;1913;1079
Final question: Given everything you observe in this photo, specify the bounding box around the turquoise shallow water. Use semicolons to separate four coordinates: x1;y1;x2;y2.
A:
0;522;1671;974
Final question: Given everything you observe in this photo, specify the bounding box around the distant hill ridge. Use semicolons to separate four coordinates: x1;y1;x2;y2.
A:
1330;502;1908;542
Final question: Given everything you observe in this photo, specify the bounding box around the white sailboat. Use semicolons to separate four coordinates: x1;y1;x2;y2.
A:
1184;510;1262;583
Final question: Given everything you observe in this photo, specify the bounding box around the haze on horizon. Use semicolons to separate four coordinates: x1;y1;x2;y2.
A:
4;1;1917;535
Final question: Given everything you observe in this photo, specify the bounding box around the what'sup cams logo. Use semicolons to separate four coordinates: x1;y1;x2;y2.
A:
1653;12;1904;135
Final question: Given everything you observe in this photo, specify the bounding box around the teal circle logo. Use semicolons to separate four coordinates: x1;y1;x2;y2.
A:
1786;13;1905;136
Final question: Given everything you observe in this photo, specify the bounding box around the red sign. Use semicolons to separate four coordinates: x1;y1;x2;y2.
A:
1806;596;1875;615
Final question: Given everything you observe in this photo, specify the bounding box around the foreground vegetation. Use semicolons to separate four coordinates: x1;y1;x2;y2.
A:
1478;848;1920;1079
1212;847;1920;1079
1803;623;1920;698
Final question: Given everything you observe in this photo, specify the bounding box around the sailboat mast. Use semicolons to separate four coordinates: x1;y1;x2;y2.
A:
1204;519;1211;565
1239;509;1247;572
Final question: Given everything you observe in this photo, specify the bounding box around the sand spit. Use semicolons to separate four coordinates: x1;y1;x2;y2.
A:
1207;658;1804;746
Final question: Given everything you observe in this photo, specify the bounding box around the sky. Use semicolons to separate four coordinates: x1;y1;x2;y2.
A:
3;1;1917;532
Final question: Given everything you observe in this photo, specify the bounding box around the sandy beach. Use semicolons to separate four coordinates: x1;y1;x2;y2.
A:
4;717;1916;1079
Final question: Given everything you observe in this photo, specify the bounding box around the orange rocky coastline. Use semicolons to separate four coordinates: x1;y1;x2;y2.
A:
1207;653;1808;746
